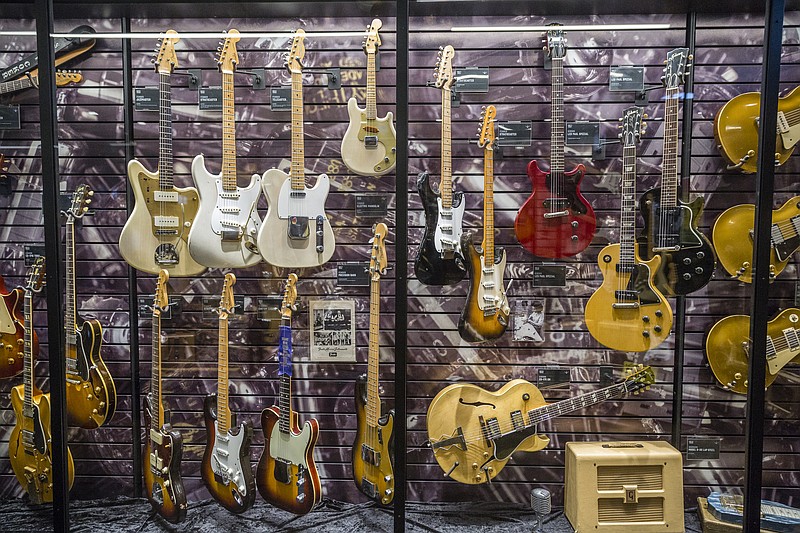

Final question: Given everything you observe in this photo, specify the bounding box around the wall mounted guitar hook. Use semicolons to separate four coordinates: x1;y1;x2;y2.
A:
303;67;341;89
172;68;202;90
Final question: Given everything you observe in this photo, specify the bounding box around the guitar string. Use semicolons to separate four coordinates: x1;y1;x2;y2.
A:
550;56;562;218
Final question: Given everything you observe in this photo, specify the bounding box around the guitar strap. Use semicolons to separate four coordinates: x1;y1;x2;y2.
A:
0;25;96;82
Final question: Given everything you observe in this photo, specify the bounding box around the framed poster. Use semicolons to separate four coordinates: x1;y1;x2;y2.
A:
309;299;356;362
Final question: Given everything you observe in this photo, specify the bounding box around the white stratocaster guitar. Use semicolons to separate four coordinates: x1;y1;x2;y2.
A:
257;29;335;268
341;19;396;176
188;29;263;269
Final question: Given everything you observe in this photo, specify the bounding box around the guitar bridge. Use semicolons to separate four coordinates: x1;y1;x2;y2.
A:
364;135;378;149
221;227;243;241
155;243;179;266
288;216;309;240
652;245;681;252
361;478;377;498
274;457;292;485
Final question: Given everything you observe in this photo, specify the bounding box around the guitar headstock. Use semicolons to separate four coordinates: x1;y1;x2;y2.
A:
286;29;306;74
216;29;240;75
545;24;567;60
154;269;170;314
219;273;237;319
363;18;382;54
478;105;496;150
662;47;691;90
153;29;180;75
369;223;388;280
622;364;656;395
433;45;455;90
65;183;93;220
55;70;82;86
25;256;45;293
620;106;646;148
281;273;299;320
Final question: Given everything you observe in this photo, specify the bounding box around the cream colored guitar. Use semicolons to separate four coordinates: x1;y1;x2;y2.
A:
341;19;396;176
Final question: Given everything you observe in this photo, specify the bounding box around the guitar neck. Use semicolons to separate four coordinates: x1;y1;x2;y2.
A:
550;57;565;175
661;86;680;208
221;71;237;191
527;380;629;426
151;310;164;430
23;291;34;417
440;85;453;209
158;72;174;189
216;312;230;435
366;51;377;120
290;70;306;191
366;273;381;427
620;143;637;264
0;75;35;95
278;318;293;434
65;219;77;351
482;146;495;266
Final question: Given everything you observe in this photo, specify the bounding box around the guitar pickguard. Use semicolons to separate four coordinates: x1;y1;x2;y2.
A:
629;263;661;306
209;178;262;240
434;196;466;257
268;422;314;471
210;421;249;496
275;174;331;222
476;255;510;315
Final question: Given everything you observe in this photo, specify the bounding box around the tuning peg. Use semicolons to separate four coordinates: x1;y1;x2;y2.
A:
688;54;694;60
617;132;622;139
643;113;648;119
439;45;443;50
150;58;156;64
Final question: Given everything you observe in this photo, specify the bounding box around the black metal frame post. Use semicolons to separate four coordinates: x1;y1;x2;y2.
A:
120;16;143;499
743;0;784;531
34;0;69;530
394;1;409;532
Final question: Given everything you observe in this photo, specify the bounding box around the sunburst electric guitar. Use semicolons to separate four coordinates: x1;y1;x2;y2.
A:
120;31;205;277
585;107;673;352
341;18;396;176
427;365;655;484
353;223;395;504
637;47;716;296
9;257;75;503
64;184;116;429
459;106;510;343
257;273;322;515
514;25;596;259
202;273;255;514
414;45;466;286
258;29;335;268
188;29;263;269
143;270;187;523
713;196;800;283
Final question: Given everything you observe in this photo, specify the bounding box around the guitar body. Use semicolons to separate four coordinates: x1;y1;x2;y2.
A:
514;160;596;258
341;98;396;176
0;288;26;380
258;168;335;268
143;393;187;523
584;243;674;352
65;318;116;429
458;232;510;343
352;374;395;504
201;394;255;514
427;379;549;485
714;87;800;173
119;159;205;276
9;387;75;504
256;406;321;515
187;154;263;269
414;171;466;285
713;196;800;283
637;187;716;296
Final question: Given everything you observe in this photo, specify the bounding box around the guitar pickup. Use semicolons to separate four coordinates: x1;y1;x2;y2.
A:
543;210;569;219
364;135;378;149
153;191;178;202
288;216;309;240
219;206;241;214
274;457;292;485
361;443;380;467
149;428;163;445
149;451;163;471
615;264;635;273
153;216;179;227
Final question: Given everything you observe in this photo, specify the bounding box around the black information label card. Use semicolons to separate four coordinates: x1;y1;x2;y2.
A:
355;194;388;218
794;279;800;307
198;87;223;111
609;66;645;92
687;437;722;460
537;368;571;387
134;87;159;112
270;87;292;111
337;262;370;286
533;264;567;287
24;245;46;267
454;67;490;93
0;104;20;130
565;122;600;146
201;295;245;321
496;121;532;147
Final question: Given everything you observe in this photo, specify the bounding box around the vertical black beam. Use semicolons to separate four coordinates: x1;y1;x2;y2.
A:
393;1;409;532
34;0;69;530
743;1;784;531
671;10;697;450
120;16;142;499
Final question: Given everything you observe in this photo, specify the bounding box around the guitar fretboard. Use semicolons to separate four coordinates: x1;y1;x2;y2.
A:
366;52;377;121
550;57;565;177
527;381;630;426
0;75;35;95
278;321;293;434
767;327;800;359
23;291;34;417
151;308;163;432
158;72;174;190
620;143;638;266
216;311;230;436
366;267;382;427
290;70;306;191
482;144;495;267
661;86;680;210
440;82;453;209
221;71;237;191
65;219;77;351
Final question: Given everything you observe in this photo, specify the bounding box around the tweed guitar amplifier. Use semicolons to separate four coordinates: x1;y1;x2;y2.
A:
565;441;685;532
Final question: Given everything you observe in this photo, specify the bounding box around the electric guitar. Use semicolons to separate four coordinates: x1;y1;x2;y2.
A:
353;223;395;504
256;273;322;515
459;106;510;343
714;86;800;173
341;18;396;176
143;270;187;523
584;107;674;352
427;364;655;484
0;70;81;95
9;257;75;504
0;210;27;378
414;45;466;286
201;273;255;514
121;31;205;277
64;184;116;429
188;29;263;269
258;29;335;268
514;25;596;259
712;196;800;283
637;47;716;296
706;308;800;394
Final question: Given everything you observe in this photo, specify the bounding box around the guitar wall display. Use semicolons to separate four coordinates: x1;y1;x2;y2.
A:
514;24;596;259
341;19;397;176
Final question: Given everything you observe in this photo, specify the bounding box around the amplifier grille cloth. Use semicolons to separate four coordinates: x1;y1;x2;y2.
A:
596;465;663;491
598;498;665;523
